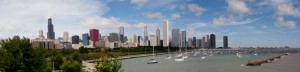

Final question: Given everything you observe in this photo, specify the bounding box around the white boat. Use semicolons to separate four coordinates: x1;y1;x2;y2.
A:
166;46;172;59
147;59;158;64
165;56;171;59
194;51;199;56
201;56;206;60
182;52;188;59
254;54;258;56
175;53;183;58
147;45;158;64
236;53;242;58
175;57;184;62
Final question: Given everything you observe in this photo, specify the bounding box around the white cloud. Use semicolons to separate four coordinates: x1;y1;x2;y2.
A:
276;3;300;17
142;11;165;19
81;16;131;29
187;4;207;16
274;17;296;29
226;0;251;14
212;16;261;26
0;0;115;38
171;13;180;19
131;0;148;4
187;22;208;28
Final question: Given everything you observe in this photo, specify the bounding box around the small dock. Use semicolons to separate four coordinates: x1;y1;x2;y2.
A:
246;53;289;66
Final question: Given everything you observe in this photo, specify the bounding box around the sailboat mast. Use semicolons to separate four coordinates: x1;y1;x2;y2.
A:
153;46;154;59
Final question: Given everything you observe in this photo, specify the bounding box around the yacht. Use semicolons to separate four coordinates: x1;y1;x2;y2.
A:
147;45;158;64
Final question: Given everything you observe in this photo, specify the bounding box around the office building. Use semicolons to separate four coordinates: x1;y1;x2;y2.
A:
223;36;228;48
193;37;196;47
171;28;180;47
207;35;210;48
181;30;186;48
156;28;160;46
38;30;45;39
150;35;157;46
71;35;79;44
90;29;99;46
187;38;192;47
47;18;55;39
210;34;216;48
119;26;124;43
63;32;68;42
163;20;169;47
82;33;89;45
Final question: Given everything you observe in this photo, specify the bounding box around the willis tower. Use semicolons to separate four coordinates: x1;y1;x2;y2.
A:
47;18;55;39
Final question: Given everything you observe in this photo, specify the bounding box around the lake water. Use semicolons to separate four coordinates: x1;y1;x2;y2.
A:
122;53;300;72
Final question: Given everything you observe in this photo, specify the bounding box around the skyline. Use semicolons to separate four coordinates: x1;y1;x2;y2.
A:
0;0;300;47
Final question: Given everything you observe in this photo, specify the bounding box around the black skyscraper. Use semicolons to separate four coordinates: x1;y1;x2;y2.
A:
223;36;228;48
72;35;80;44
47;18;55;39
210;34;216;48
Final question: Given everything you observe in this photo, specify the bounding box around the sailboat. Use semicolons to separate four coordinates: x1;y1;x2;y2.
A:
182;46;189;59
236;52;242;58
166;46;171;59
147;45;158;64
175;47;184;62
254;48;258;56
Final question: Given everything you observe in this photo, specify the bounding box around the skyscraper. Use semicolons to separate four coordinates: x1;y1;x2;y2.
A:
144;26;148;41
119;26;124;43
193;37;196;47
71;35;79;44
206;35;210;48
90;29;99;46
63;32;69;42
223;36;228;48
82;33;89;45
163;20;169;47
171;28;180;47
210;34;216;48
181;30;186;48
109;33;119;42
156;28;160;46
150;35;157;46
188;38;192;47
47;18;55;39
38;30;45;39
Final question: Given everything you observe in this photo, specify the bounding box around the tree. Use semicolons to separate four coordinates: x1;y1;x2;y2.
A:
94;56;122;72
60;60;81;72
61;52;82;72
51;53;63;70
0;38;50;72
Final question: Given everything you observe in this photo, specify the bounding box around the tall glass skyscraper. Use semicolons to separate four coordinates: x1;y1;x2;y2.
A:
47;18;55;39
82;33;89;45
156;28;160;46
71;35;79;44
171;28;180;47
223;36;228;48
181;30;186;48
210;34;216;48
193;37;196;47
119;26;124;43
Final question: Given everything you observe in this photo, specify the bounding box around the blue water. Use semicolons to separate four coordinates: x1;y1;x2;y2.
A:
121;52;293;72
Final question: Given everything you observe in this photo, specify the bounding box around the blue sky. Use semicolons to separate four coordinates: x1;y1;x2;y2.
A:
0;0;299;47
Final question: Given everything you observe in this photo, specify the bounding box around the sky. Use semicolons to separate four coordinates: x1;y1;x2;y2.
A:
0;0;299;48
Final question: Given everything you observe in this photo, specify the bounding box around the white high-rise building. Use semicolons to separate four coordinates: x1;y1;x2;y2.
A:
156;28;160;46
63;32;69;42
150;35;157;46
38;30;45;39
163;20;169;47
